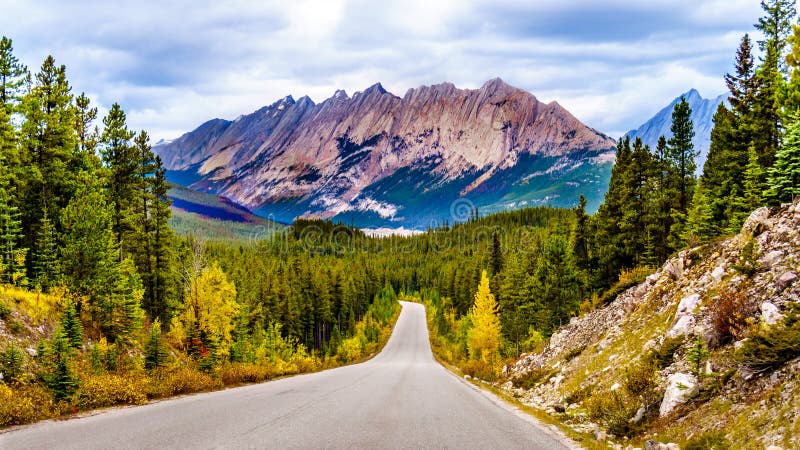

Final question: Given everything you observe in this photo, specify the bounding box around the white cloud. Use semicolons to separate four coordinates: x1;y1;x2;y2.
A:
0;0;766;141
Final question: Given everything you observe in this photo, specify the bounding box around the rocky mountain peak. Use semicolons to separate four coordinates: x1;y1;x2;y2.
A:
154;78;616;226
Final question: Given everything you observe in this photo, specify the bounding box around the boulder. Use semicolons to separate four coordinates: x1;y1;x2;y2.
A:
677;293;701;316
667;314;695;338
761;302;783;326
776;272;797;291
741;207;772;237
664;258;684;279
760;250;784;269
711;265;725;283
659;372;699;416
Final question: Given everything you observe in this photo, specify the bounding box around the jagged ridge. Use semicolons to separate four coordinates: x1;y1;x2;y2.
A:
155;78;616;226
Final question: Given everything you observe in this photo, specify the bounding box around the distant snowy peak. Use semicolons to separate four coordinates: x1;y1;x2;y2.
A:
626;90;727;174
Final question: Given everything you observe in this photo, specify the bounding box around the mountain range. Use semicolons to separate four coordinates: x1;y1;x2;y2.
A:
626;89;726;174
154;78;616;227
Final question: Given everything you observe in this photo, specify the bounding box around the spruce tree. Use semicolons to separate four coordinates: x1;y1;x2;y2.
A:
46;331;78;400
17;56;78;257
571;195;589;271
666;97;697;250
768;118;800;202
144;319;170;370
31;209;59;292
683;181;717;245
755;0;797;60
99;103;136;247
0;150;24;285
60;300;84;350
0;36;27;110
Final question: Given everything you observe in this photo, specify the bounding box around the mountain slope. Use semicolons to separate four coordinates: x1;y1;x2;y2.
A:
167;184;284;241
626;89;726;174
501;200;800;448
155;79;616;227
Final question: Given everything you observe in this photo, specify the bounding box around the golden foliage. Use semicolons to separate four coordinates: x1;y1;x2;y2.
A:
467;270;502;371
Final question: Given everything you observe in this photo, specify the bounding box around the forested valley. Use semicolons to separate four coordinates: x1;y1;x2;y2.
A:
2;0;800;428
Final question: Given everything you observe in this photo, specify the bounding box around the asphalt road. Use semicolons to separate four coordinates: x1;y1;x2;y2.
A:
0;301;571;449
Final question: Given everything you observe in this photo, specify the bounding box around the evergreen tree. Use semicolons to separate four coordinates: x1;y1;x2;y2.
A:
666;97;697;250
60;300;84;350
144;319;170;370
150;156;176;322
61;173;144;342
0;150;24;285
17;56;78;257
0;36;27;110
46;332;78;400
73;92;98;154
768;117;800;202
755;0;797;59
571;195;589;271
31;209;59;292
490;231;502;276
683;180;717;245
99;103;137;247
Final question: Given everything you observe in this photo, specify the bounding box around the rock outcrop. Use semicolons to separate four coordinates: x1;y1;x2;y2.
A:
501;199;800;448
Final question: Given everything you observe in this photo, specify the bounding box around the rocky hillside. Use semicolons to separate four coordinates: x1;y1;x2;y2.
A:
626;89;726;175
155;79;616;227
500;200;800;449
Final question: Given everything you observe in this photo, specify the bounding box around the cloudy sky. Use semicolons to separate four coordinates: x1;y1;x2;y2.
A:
2;0;763;141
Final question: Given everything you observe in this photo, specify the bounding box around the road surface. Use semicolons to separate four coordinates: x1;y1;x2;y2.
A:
0;301;571;449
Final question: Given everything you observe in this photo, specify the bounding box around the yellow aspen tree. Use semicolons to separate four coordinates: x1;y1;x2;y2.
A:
467;270;502;368
171;262;238;357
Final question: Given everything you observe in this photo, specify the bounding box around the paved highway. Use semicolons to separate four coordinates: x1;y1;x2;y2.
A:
0;301;572;449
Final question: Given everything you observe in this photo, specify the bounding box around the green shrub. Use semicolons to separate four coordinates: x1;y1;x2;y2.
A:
0;343;26;383
684;431;731;450
736;304;800;375
510;367;557;390
623;360;658;405
8;319;22;334
563;345;586;362
74;374;148;410
645;336;684;370
599;266;654;305
564;384;594;404
0;299;10;320
733;239;759;276
585;389;640;437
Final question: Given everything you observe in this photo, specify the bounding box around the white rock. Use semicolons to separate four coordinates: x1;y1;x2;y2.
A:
765;446;784;450
741;207;772;237
761;302;783;326
761;250;784;269
677;293;701;315
664;444;680;450
659;373;699;416
610;382;621;391
631;405;646;423
668;314;695;338
711;265;725;283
